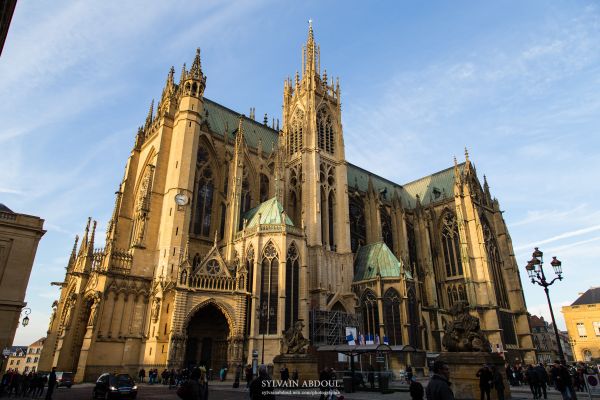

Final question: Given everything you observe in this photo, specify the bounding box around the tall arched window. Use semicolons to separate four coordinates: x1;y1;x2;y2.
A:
288;165;302;225
245;245;255;336
317;107;335;154
259;243;278;334
259;174;270;203
194;147;214;236
328;191;335;249
383;288;402;345
285;243;300;329
287;110;304;155
407;219;419;278
407;285;420;348
360;290;379;341
381;207;393;251
441;212;463;277
483;220;509;309
349;195;366;253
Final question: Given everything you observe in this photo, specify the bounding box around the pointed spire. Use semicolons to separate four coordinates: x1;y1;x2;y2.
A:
464;146;472;173
190;48;202;78
183;236;190;263
88;220;97;257
483;175;491;202
179;63;187;84
464;146;470;162
67;235;79;270
144;99;154;129
78;217;91;257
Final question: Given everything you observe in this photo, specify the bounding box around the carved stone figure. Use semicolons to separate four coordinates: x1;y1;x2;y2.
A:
87;294;101;327
442;301;491;352
63;297;77;328
151;297;161;322
281;320;310;354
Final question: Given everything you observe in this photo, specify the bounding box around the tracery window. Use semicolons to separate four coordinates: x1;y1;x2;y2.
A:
441;211;463;277
349;195;366;253
259;243;279;334
317;107;335;154
381;207;393;251
407;219;419;278
206;259;220;275
193;147;214;236
288;165;302;225
483;220;509;309
383;288;402;345
320;163;336;249
239;169;252;229
259;174;270;203
287;109;304;156
245;245;255;335
407;285;420;348
360;290;379;341
285;243;300;329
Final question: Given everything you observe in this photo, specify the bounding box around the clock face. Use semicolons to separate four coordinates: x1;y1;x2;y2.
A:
175;193;189;206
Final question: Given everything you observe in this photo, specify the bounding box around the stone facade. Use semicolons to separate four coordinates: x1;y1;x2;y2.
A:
0;204;45;371
39;24;534;381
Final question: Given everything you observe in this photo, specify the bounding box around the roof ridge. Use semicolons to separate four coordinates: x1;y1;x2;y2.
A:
204;97;280;134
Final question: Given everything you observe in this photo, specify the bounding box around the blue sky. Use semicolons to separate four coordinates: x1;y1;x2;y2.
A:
2;1;600;346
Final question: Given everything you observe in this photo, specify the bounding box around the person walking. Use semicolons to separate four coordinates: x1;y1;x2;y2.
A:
476;364;493;400
425;360;454;400
551;361;574;400
250;365;274;400
526;364;540;399
410;375;424;400
492;365;506;400
535;363;549;400
245;365;253;389
45;367;57;400
280;364;289;382
138;368;146;383
233;364;241;388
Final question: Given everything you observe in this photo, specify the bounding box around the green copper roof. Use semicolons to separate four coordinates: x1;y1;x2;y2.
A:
243;197;294;228
204;98;279;155
354;242;409;282
346;162;465;208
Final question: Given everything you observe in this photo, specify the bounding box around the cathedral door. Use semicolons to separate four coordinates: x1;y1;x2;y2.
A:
185;303;230;371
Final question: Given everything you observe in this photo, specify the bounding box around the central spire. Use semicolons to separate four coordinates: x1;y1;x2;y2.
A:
303;19;319;77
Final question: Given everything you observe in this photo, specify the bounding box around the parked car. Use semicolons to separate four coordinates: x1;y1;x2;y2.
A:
93;373;138;399
55;371;73;388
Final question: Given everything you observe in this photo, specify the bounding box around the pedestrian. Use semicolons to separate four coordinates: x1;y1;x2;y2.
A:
233;364;241;388
410;375;424;400
250;365;274;400
406;365;414;384
245;365;253;388
138;368;146;383
476;364;493;400
280;364;290;381
492;365;505;400
526;365;540;399
535;363;549;400
551;361;573;400
367;365;375;390
425;360;454;400
45;367;57;400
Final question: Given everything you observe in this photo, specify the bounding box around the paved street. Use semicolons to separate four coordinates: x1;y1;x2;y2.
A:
7;381;599;400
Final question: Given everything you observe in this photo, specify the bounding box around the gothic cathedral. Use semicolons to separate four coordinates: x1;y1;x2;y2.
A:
39;25;534;381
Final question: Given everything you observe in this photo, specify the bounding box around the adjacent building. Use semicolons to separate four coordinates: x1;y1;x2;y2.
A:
5;346;26;372
0;204;45;371
530;315;555;364
40;24;534;382
563;287;600;362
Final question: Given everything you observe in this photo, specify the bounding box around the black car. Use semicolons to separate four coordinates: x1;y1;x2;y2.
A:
93;373;138;399
56;371;73;388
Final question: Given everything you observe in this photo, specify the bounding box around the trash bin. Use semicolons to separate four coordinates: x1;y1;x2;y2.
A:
378;373;389;392
343;376;354;393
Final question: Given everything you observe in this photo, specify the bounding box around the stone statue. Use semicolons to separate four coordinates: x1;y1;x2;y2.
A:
281;321;310;354
151;297;161;322
442;301;491;352
87;294;101;327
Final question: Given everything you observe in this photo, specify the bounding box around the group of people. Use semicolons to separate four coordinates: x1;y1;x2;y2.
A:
0;367;57;400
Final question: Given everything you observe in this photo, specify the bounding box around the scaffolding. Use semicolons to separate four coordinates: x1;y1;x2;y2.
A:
310;309;360;346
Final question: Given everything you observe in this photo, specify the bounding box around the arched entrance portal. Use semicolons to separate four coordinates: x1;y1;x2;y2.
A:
185;303;230;371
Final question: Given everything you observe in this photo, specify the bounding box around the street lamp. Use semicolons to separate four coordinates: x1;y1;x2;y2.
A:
525;247;565;363
21;307;31;327
259;301;275;364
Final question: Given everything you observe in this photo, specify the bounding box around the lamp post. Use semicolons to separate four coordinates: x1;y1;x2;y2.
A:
259;301;274;365
21;307;31;327
525;247;565;364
